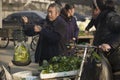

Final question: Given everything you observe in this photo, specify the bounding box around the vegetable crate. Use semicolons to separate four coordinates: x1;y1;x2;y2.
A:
39;45;100;80
39;56;82;80
40;70;78;79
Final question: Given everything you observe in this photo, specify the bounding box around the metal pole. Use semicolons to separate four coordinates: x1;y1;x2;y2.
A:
93;0;99;9
76;47;88;80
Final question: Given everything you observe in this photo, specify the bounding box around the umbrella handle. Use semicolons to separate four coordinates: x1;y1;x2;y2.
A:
93;0;99;9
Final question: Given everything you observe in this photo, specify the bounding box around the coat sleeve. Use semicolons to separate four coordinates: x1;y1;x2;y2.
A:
22;22;38;36
40;28;61;44
106;14;120;49
85;18;96;31
73;17;79;39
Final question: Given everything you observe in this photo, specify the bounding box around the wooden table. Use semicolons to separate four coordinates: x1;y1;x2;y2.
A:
78;35;94;45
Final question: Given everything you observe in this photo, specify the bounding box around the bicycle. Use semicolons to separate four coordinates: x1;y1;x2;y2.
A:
0;28;27;48
0;28;9;48
12;28;39;51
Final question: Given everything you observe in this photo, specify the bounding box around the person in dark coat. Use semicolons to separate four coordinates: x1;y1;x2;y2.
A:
93;1;120;80
85;0;105;32
60;4;79;43
22;3;68;65
60;4;79;55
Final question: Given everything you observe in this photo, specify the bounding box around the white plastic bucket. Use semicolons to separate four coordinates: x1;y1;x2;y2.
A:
12;71;32;80
23;76;38;80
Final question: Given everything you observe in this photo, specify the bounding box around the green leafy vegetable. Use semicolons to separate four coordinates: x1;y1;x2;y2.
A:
39;56;82;74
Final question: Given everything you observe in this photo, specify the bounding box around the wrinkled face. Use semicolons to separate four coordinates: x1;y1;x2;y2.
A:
47;7;59;21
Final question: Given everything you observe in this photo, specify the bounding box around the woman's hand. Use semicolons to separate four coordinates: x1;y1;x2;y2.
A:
99;43;111;52
92;8;101;19
85;30;89;35
22;16;29;24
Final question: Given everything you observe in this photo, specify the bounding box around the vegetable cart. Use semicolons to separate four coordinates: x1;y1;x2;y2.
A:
39;44;99;80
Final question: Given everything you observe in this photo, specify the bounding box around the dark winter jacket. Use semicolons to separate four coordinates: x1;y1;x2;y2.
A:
60;14;79;42
93;8;120;72
34;16;68;64
23;16;68;64
22;18;44;36
85;18;98;31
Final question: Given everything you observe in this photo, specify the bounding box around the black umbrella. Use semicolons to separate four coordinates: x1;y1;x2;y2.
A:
54;0;120;6
54;0;93;6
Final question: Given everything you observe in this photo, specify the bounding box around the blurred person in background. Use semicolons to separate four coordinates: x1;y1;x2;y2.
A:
60;4;79;54
60;4;79;43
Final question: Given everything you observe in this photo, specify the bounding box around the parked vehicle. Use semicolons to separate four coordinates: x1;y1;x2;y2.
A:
1;11;46;48
2;10;46;38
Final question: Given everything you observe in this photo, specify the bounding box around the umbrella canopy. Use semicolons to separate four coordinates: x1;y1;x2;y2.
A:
54;0;120;6
54;0;93;6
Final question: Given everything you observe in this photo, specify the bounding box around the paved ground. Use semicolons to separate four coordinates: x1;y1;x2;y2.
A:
0;39;40;76
0;39;80;80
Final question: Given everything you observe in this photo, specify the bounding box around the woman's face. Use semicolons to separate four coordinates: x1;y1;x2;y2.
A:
67;8;75;17
92;8;101;18
70;8;75;16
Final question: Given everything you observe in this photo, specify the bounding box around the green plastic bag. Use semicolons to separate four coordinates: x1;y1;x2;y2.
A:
12;41;31;66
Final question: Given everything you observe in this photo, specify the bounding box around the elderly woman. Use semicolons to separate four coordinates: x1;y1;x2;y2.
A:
22;3;68;65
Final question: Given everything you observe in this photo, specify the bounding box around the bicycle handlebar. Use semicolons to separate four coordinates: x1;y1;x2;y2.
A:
67;43;98;48
75;44;97;48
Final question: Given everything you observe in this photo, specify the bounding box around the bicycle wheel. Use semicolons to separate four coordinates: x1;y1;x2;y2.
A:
0;37;9;48
30;35;39;51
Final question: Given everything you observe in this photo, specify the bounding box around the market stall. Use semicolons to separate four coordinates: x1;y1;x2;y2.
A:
39;56;82;80
78;31;94;45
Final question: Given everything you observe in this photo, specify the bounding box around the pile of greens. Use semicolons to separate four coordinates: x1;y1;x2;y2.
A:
39;56;82;74
14;43;30;62
78;31;86;36
78;31;93;36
